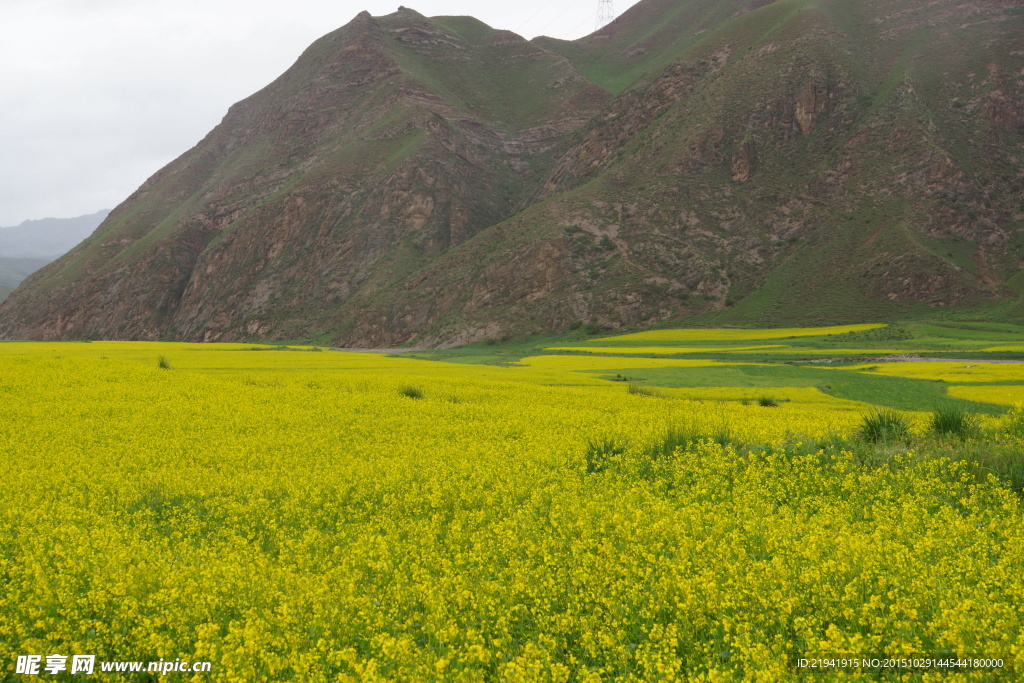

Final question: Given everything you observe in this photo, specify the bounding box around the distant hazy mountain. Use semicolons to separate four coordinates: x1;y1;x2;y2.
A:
0;256;51;287
0;210;109;302
0;210;110;259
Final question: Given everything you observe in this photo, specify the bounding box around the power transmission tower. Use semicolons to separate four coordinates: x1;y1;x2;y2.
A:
597;0;615;31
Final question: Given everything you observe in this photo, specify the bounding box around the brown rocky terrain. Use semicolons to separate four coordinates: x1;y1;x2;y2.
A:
2;0;1023;345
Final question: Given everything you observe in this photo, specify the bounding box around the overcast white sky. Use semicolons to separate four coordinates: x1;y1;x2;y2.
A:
0;0;641;228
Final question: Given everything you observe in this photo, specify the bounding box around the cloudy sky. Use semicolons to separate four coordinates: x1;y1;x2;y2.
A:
0;0;641;228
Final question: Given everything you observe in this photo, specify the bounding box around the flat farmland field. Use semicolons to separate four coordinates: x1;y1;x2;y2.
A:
3;327;1024;681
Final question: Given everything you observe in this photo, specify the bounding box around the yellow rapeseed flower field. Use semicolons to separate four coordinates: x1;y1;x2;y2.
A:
949;385;1024;407
593;324;885;343
1;342;1022;681
544;346;786;355
850;362;1024;384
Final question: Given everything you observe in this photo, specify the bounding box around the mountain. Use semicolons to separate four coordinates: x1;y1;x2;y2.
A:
1;0;1022;345
0;256;52;288
0;210;111;258
0;210;110;302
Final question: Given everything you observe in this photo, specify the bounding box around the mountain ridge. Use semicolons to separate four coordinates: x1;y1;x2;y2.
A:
0;210;111;259
0;210;110;302
2;0;1022;344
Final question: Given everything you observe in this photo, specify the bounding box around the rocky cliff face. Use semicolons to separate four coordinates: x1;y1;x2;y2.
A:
2;0;1023;345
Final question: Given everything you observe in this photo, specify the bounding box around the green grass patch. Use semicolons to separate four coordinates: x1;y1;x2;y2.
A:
399;385;424;400
858;409;911;444
627;382;661;397
647;423;735;460
587;363;1005;414
584;438;627;474
929;407;982;440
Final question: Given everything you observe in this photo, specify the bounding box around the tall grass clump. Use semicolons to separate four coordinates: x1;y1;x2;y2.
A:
585;439;627;474
932;438;1024;495
627;382;660;397
157;356;171;370
648;425;702;459
929;407;982;440
980;451;1024;495
858;409;910;443
710;422;735;449
647;421;736;460
399;385;424;399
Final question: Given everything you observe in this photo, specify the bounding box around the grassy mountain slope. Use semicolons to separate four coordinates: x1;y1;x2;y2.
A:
0;9;608;342
1;0;1021;346
336;0;1024;345
534;0;780;94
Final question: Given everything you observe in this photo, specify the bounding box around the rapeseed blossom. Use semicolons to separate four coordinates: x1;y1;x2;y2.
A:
0;343;1021;681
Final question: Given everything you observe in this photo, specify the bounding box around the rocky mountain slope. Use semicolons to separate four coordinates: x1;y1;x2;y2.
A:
2;0;1022;345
